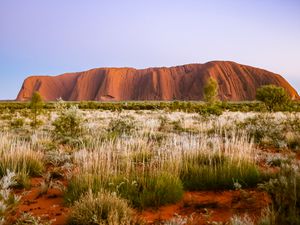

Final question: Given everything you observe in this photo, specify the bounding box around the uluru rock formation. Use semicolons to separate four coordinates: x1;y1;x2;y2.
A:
16;61;299;101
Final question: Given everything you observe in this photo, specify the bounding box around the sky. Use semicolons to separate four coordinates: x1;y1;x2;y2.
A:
0;0;299;100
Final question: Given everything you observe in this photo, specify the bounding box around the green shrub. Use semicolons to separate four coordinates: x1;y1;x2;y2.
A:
256;85;291;111
67;190;137;225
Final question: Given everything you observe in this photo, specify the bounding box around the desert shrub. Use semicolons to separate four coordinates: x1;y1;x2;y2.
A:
256;85;290;111
180;153;260;190
67;190;137;225
52;103;85;146
259;164;300;225
0;170;21;225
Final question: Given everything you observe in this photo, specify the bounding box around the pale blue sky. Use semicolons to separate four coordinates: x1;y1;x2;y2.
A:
0;0;299;99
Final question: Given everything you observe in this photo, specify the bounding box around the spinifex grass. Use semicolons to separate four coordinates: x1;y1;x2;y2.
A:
180;134;261;190
0;134;44;186
67;190;136;225
180;153;260;190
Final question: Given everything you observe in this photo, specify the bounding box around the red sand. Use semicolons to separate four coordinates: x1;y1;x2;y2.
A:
139;190;271;224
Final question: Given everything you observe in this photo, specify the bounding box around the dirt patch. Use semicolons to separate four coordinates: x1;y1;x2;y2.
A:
139;190;271;224
13;177;69;225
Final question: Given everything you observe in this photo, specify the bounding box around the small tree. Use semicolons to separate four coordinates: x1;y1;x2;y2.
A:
256;85;290;111
203;77;219;104
30;91;44;128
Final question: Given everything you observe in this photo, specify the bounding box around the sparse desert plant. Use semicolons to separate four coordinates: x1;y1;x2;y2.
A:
67;190;137;225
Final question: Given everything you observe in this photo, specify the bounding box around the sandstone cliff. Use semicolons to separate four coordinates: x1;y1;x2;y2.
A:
16;61;299;101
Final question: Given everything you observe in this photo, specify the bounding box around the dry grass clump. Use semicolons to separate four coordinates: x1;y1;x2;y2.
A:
180;134;261;190
67;190;139;225
0;134;44;187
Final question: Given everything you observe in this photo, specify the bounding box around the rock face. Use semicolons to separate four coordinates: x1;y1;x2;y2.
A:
16;61;299;101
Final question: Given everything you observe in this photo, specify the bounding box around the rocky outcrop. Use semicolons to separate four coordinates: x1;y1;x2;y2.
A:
16;61;299;101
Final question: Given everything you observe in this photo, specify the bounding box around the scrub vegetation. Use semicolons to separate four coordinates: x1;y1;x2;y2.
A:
0;97;299;224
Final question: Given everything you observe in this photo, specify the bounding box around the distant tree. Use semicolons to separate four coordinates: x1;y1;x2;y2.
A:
30;91;44;128
203;77;219;104
256;85;290;111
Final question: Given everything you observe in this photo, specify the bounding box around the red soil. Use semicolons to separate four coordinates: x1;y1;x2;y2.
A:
140;190;271;224
11;181;270;225
14;178;69;225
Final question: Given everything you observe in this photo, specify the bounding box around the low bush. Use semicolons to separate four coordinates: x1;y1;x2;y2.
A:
67;190;137;225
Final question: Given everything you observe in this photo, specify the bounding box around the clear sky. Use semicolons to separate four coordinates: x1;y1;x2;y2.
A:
0;0;299;100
